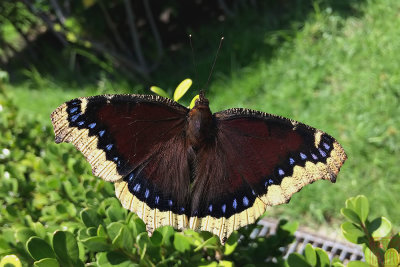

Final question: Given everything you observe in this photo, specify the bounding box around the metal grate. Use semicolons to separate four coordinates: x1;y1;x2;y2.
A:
252;219;364;263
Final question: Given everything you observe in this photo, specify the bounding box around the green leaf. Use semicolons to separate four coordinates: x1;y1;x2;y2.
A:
219;260;234;267
331;262;345;267
364;246;379;267
341;222;366;244
27;237;56;261
189;95;200;109
315;248;330;267
154;226;174;246
96;251;134;267
106;222;125;241
81;236;110;252
388;233;400;252
97;225;107;237
304;244;317;266
173;79;192;102
52;231;80;264
224;232;239;256
347;261;371;267
354;195;369;223
0;255;22;267
80;208;102;228
345;197;357;210
112;226;133;251
174;233;191;253
33;258;60;267
150;86;170;99
287;253;311;267
106;205;125;222
341;208;362;225
150;231;163;247
280;220;299;235
368;217;392;238
16;228;36;246
384;248;399;266
136;232;149;259
129;217;146;239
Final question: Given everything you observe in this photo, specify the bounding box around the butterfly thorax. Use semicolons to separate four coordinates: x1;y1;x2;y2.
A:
186;96;214;149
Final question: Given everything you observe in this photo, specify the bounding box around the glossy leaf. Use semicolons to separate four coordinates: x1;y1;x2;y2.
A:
347;261;371;267
341;208;362;225
345;197;357;210
96;251;133;267
112;226;133;251
364;245;379;267
190;95;200;108
33;258;60;267
388;233;400;252
0;254;22;267
150;86;170;99
287;253;311;267
52;231;80;265
354;195;369;223
173;79;192;102
341;222;366;244
174;233;191;253
315;248;330;267
304;244;317;266
384;248;399;266
80;236;110;252
224;232;239;256
80;208;102;228
368;217;392;238
150;230;163;246
27;237;56;261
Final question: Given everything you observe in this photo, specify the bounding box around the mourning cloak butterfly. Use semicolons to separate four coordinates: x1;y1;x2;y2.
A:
51;91;347;243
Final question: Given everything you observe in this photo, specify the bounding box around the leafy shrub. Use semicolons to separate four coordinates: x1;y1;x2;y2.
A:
1;86;399;266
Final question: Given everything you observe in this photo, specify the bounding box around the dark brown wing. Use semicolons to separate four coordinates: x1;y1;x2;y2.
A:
51;94;191;231
189;108;347;243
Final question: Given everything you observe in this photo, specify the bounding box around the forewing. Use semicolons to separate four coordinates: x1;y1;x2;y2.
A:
190;108;347;243
51;94;191;231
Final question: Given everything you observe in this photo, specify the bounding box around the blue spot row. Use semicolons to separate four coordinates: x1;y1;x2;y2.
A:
133;183;141;192
323;142;330;150
106;144;113;151
221;204;226;214
232;199;237;209
88;122;96;129
69;107;78;114
243;196;249;206
71;114;80;122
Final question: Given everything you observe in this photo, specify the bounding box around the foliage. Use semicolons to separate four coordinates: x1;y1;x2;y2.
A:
1;85;399;265
0;87;297;266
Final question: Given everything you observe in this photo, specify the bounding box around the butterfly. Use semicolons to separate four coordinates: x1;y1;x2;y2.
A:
51;91;347;243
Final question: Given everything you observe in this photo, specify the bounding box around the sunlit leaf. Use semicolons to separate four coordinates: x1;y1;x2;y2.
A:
174;79;192;102
150;86;170;99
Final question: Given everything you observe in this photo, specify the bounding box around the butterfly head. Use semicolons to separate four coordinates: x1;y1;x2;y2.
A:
194;90;209;107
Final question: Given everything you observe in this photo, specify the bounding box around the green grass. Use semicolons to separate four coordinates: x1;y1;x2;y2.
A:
5;0;400;234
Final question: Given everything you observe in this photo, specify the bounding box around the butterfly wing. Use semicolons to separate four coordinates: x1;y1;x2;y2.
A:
51;94;191;231
189;108;347;243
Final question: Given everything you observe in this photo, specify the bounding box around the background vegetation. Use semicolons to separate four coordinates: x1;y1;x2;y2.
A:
1;0;399;265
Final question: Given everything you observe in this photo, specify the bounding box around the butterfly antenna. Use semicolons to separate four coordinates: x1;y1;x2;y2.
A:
189;34;198;87
203;36;224;93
